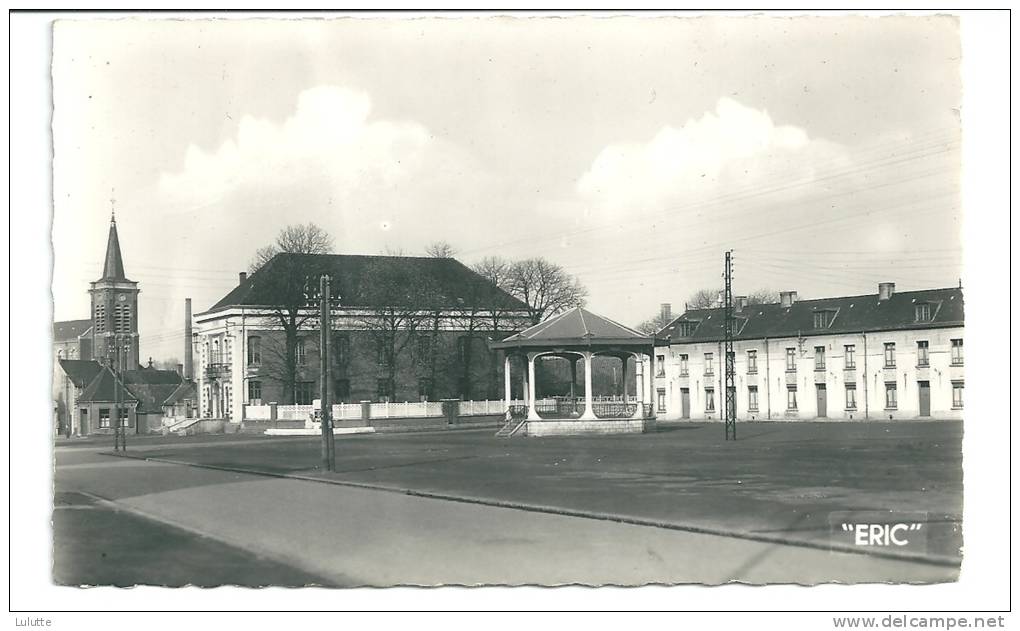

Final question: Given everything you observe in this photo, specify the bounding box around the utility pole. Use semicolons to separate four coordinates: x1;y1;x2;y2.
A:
724;250;737;441
319;274;335;472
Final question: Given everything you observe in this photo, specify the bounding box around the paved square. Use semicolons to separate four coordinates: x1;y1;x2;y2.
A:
108;420;963;563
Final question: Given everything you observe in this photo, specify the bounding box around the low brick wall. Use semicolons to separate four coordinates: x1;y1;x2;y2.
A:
526;419;653;437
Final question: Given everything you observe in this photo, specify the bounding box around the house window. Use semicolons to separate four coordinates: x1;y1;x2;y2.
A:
417;334;431;361
916;341;929;367
951;339;963;365
813;311;832;329
704;387;715;412
844;344;856;370
247;336;261;365
99;408;111;428
814;346;825;370
678;321;697;336
845;384;857;410
952;381;963;409
787;385;798;410
679;354;689;376
333;334;350;367
295;338;307;366
884;342;896;368
335;379;351;403
457;336;473;363
786;348;796;372
295;381;315;405
418;377;433;402
247;380;262;404
704;353;714;376
655;355;665;378
656;388;666;413
747;350;757;374
885;383;898;409
377;378;394;402
915;303;932;322
748;386;759;412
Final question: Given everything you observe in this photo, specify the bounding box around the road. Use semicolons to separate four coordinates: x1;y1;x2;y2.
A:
54;445;956;586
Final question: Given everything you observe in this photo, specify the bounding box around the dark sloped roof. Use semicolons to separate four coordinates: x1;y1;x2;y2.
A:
660;287;964;344
80;367;137;404
53;319;92;342
127;383;183;414
493;307;657;348
121;368;183;386
163;380;198;406
57;359;102;388
204;253;530;313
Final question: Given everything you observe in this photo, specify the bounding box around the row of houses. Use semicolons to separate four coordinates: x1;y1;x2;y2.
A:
652;284;964;421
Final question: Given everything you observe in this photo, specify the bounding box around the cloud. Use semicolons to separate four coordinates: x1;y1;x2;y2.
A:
576;97;847;217
157;85;497;256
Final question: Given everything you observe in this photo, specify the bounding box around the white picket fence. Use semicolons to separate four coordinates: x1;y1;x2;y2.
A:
246;405;272;420
245;399;525;421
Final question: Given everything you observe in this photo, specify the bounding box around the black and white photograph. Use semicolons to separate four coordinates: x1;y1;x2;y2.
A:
7;6;1013;624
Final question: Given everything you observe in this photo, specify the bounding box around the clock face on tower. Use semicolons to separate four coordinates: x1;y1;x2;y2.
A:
117;294;127;302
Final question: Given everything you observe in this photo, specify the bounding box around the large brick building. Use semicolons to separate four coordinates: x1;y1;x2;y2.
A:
193;253;534;423
654;282;964;421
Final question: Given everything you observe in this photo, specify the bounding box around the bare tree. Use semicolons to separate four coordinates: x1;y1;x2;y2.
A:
424;241;457;258
247;224;335;403
506;258;588;325
636;312;674;335
747;288;780;305
685;287;780;310
356;261;435;401
686;288;721;310
249;223;334;273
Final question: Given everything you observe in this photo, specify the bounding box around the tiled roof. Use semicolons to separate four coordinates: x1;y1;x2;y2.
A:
204;253;530;313
57;359;102;388
128;383;183;414
493;307;656;348
79;366;137;404
659;286;964;344
121;368;183;386
162;380;197;406
53;319;92;342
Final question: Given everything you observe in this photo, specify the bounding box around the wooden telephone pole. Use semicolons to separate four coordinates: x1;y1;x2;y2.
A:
319;274;336;472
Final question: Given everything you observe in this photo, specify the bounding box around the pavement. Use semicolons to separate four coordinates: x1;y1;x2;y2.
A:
85;420;964;562
53;421;963;586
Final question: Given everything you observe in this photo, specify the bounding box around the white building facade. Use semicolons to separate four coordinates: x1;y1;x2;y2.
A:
654;283;964;422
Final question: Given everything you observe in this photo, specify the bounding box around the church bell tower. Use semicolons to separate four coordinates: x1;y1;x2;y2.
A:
89;209;140;372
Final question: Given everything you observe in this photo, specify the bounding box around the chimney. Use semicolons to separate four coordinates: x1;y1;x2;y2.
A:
239;271;248;285
780;291;798;308
660;303;672;322
735;296;749;313
878;282;895;301
184;298;193;380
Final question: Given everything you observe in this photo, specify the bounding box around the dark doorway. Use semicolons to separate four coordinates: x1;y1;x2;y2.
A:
918;381;931;417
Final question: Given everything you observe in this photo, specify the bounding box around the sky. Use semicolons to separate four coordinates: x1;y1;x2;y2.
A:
50;15;964;363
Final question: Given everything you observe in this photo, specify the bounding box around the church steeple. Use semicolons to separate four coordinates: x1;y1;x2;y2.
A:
101;208;128;282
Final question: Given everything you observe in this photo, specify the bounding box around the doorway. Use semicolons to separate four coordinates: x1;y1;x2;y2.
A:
816;384;827;418
680;388;690;419
918;381;931;417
